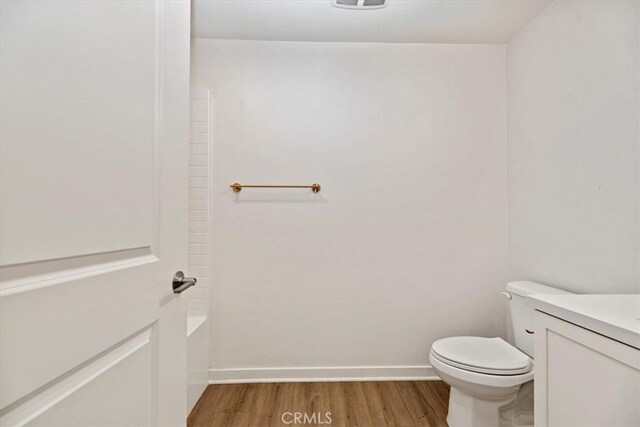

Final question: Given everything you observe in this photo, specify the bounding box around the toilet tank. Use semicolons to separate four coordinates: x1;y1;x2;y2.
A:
506;281;572;357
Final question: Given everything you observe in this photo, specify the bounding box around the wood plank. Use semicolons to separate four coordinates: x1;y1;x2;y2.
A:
188;381;450;427
395;381;445;427
376;381;415;427
428;383;450;422
328;382;350;427
211;384;246;414
291;382;310;413
188;385;226;427
187;388;210;426
204;384;250;427
416;381;449;415
235;383;259;413
342;382;374;427
309;382;332;425
250;383;279;427
270;382;295;427
223;411;251;427
207;411;232;427
361;381;392;426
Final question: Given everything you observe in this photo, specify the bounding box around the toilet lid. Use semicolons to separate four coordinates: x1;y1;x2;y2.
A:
431;337;532;375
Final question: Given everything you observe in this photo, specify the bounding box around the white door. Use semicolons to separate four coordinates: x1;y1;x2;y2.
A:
0;1;191;426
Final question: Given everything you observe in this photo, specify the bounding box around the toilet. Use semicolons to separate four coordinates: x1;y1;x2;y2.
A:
429;281;571;427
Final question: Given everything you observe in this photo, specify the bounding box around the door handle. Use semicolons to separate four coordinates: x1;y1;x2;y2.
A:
172;271;197;294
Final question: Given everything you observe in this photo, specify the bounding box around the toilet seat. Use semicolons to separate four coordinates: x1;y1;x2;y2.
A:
429;351;534;389
431;337;532;376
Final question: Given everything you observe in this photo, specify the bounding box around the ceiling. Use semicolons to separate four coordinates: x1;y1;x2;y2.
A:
192;0;552;44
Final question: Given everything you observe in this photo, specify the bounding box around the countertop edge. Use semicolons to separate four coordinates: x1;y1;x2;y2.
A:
526;295;640;350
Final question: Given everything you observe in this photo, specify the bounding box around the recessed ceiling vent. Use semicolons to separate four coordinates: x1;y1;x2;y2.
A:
332;0;388;10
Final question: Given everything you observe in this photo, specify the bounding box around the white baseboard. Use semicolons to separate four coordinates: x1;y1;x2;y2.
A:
209;365;438;384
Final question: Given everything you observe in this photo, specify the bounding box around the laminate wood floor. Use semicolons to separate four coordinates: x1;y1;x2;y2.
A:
187;381;450;427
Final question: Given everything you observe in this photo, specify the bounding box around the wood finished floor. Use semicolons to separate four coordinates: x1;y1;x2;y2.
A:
188;381;450;427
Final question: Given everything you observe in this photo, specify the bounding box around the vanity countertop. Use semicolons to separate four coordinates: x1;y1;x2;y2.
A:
526;294;640;349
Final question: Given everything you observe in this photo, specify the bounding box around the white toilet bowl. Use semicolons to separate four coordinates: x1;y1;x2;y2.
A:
429;281;572;427
429;337;533;427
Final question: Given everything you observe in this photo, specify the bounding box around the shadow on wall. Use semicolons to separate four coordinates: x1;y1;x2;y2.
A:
230;191;328;204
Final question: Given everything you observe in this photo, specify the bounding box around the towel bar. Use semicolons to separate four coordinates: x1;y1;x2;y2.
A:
230;183;321;193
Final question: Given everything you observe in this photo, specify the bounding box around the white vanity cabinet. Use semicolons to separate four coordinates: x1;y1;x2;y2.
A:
527;295;640;427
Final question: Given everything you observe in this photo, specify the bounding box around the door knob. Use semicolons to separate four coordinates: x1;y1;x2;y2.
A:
172;271;197;294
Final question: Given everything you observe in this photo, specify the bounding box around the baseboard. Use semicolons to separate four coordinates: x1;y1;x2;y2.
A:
209;365;438;384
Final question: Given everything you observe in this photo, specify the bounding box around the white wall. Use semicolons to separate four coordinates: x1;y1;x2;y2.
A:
192;39;507;380
507;0;639;294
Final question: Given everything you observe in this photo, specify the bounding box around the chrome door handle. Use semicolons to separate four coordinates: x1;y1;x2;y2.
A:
173;271;197;294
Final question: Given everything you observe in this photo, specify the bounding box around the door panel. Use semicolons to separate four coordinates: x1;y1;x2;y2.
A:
28;339;153;427
0;0;191;425
0;255;159;409
1;328;154;427
0;0;158;266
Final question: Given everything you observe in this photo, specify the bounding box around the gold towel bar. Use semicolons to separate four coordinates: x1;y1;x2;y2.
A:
230;183;321;193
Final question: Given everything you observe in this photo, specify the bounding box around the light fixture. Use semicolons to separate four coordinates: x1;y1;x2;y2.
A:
331;0;388;10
